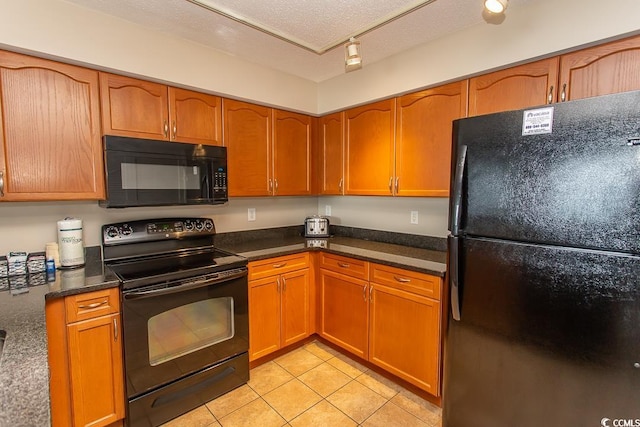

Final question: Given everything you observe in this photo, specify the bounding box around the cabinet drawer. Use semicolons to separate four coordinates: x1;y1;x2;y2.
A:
65;288;120;323
249;252;309;280
370;264;441;300
320;253;369;280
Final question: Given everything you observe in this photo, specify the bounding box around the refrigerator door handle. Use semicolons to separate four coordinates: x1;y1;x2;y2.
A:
449;236;462;321
451;144;467;235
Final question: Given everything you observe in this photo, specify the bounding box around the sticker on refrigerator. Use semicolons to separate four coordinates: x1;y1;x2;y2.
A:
522;106;554;135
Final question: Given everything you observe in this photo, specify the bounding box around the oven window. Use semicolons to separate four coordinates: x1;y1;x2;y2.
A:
147;297;234;366
121;163;201;190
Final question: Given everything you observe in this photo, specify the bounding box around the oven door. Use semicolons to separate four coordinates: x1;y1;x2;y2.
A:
121;267;248;398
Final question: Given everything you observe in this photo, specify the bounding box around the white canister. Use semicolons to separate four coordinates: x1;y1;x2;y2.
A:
57;218;85;268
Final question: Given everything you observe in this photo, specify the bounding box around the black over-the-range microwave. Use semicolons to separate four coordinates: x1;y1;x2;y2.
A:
100;135;228;208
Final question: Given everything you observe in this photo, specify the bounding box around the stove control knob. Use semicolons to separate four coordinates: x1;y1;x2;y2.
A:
121;225;133;236
204;219;214;231
195;220;204;231
184;220;194;231
105;226;119;238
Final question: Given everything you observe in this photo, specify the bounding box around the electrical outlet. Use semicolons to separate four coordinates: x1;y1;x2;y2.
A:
248;208;256;222
325;205;332;216
410;211;419;224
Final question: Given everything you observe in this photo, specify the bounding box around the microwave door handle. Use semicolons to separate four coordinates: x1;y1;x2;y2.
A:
124;269;247;300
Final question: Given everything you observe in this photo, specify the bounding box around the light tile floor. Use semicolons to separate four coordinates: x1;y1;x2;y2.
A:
162;340;442;427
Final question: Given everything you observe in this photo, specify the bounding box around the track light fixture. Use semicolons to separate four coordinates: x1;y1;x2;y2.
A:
345;37;362;73
484;0;509;14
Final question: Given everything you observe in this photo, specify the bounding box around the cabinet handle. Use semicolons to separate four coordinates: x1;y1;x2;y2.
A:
274;179;279;194
282;276;286;292
78;300;107;309
547;85;554;104
561;83;567;102
276;277;281;292
369;284;374;302
363;284;367;301
388;177;393;194
113;318;118;341
273;263;287;268
394;276;411;283
0;171;4;197
338;178;343;193
269;179;273;193
395;177;399;194
172;121;177;140
164;120;169;137
337;262;350;268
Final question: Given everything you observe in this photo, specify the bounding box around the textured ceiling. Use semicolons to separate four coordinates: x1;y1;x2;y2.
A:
62;0;530;82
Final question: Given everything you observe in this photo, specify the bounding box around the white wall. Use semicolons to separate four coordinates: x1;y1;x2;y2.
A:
0;0;317;113
318;0;640;112
0;198;317;254
318;196;449;238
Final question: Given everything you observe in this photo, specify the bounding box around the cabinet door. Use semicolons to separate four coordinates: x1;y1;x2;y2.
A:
319;269;369;359
248;276;281;360
99;73;169;140
281;269;310;346
559;34;640;102
223;99;271;196
396;81;468;197
318;112;344;195
369;283;441;395
272;109;311;195
0;51;104;201
468;57;559;116
67;313;125;427
344;99;396;195
169;87;222;145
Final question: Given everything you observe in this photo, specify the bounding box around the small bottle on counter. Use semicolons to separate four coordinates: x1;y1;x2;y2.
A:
45;242;59;269
46;257;56;282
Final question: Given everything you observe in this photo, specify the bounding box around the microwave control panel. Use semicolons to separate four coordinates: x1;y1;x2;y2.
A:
213;166;227;194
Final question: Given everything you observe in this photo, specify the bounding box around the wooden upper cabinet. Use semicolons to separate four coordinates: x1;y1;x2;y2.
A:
0;51;104;201
169;87;222;145
223;99;271;196
100;73;222;145
100;73;169;140
344;99;396;196
318;112;344;195
396;81;468;197
559;34;640;102
468;57;559;116
272;109;312;196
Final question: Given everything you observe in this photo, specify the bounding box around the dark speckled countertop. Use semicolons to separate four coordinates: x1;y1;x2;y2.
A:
0;248;119;427
0;226;446;426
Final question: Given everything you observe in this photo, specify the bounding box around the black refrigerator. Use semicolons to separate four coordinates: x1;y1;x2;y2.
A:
444;90;640;427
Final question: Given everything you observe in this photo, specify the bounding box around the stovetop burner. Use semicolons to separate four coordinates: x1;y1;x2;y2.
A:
102;217;247;290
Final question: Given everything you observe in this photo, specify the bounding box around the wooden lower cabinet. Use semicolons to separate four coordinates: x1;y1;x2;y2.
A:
369;283;441;395
46;288;125;427
248;253;310;361
319;254;443;396
319;268;369;359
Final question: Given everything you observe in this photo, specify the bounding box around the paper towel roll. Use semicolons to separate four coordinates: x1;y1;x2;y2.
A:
57;218;85;268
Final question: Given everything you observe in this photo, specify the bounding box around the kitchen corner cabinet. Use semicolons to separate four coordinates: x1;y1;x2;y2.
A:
395;81;468;197
558;34;640;102
46;288;125;427
318;112;344;195
0;50;104;201
248;253;310;361
99;73;222;145
468;57;559;116
319;254;370;359
344;99;396;195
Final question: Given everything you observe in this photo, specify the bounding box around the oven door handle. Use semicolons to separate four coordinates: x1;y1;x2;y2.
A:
123;268;247;300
